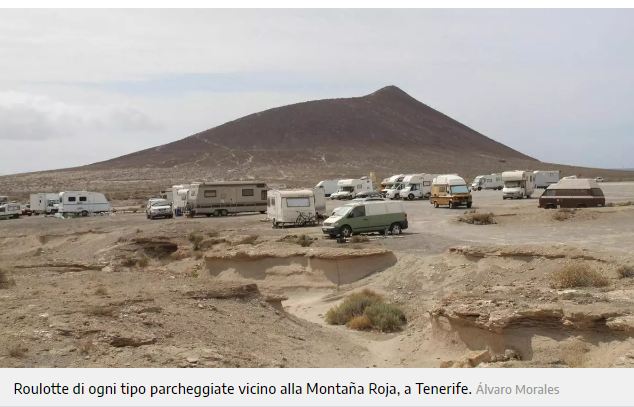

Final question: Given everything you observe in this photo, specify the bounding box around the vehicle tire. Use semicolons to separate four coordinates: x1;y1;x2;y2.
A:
466;202;472;209
272;220;278;229
449;202;455;209
221;209;228;217
477;187;482;191
260;211;266;214
433;201;439;208
81;210;88;217
206;213;212;217
502;197;507;200
408;194;415;200
340;225;352;238
213;210;220;217
390;223;402;235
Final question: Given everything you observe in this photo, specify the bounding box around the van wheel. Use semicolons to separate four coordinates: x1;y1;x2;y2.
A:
477;187;482;191
221;209;228;216
390;223;402;235
433;201;439;208
466;202;472;209
272;220;278;229
340;225;352;238
408;194;414;200
81;210;88;217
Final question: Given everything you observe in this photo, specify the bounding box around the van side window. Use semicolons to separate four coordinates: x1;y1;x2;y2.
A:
543;189;556;196
287;197;310;207
242;189;254;197
204;190;217;198
351;206;365;217
423;181;431;186
68;197;76;202
79;196;87;202
261;190;267;200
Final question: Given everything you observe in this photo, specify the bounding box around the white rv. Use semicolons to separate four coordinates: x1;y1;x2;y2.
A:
267;189;324;227
171;184;190;216
315;180;339;197
160;189;174;203
186;181;267;217
380;174;405;197
471;174;503;191
533;170;560;188
57;191;112;216
399;173;436;200
0;203;21;220
502;171;535;199
30;193;60;215
330;178;373;200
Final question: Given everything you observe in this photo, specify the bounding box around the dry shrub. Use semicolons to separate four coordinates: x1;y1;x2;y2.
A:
364;303;407;332
207;231;219;238
235;235;259;246
0;269;16;289
346;315;373;331
552;208;576;221
350;235;369;243
7;342;28;358
85;305;115;317
37;235;47;245
616;265;634;279
615;201;633;207
94;286;108;296
459;211;496;225
136;255;149;268
550;263;609;288
279;234;315;247
326;289;384;325
188;232;203;251
77;339;95;355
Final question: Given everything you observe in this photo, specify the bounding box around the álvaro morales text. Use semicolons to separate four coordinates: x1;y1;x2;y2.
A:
476;382;560;395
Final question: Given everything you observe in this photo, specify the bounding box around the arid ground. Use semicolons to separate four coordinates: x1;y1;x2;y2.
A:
1;183;634;368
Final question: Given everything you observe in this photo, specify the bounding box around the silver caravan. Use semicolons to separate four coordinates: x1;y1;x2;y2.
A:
267;189;325;227
57;191;112;216
186;181;268;217
315;180;339;197
30;193;60;214
533;170;560;189
171;184;190;216
471;174;503;191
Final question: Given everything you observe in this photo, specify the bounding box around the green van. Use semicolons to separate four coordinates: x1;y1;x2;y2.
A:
321;201;408;238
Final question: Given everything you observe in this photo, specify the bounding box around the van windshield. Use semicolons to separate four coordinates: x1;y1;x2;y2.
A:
505;181;521;188
332;206;351;217
339;186;354;192
450;185;469;194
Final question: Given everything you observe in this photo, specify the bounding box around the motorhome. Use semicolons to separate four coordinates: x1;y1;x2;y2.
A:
322;201;408;238
186;181;267;217
539;178;605;208
430;174;472;209
380;174;405;197
330;178;373;200
57;191;111;216
0;203;21;220
30;193;60;215
315;180;339;197
502;170;535;199
171;184;190;216
267;189;325;227
399;173;436;200
159;189;174;203
471;174;503;191
533;170;560;189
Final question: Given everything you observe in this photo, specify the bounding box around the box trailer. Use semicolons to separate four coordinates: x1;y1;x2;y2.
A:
267;189;323;227
502;171;535;199
471;174;503;191
533;170;560;189
186;181;267;217
315;180;339;197
330;177;373;200
430;174;472;209
399;173;437;200
30;193;60;215
58;191;112;216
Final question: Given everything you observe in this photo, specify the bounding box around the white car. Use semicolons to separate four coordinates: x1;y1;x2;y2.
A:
595;177;604;183
146;199;173;220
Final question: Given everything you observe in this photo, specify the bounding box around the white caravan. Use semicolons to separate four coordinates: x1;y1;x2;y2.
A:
57;191;112;216
160;189;174;203
399;173;436;200
171;184;190;216
502;171;535;199
30;193;60;214
186;181;267;217
0;203;21;220
533;170;560;188
471;174;503;191
315;180;339;197
380;174;405;197
267;189;325;227
330;178;373;200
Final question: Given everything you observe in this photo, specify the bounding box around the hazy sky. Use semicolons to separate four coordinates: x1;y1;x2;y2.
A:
1;9;633;175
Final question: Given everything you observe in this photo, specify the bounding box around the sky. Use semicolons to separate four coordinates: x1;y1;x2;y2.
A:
1;9;633;175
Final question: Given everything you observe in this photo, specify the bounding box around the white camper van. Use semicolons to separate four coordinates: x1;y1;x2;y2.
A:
330;178;373;200
57;191;112;216
399;173;436;200
186;181;267;217
267;189;325;227
171;184;190;216
471;174;503;191
533;170;560;189
30;193;60;215
0;203;21;220
502;171;535;199
380;174;405;197
315;180;339;197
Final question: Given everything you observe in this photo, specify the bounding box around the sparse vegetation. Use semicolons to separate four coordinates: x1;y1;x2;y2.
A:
550;263;609;288
94;286;108;296
77;338;95;355
325;289;406;332
84;305;116;317
458;210;496;225
8;342;28;358
616;265;634;279
350;235;369;243
207;231;219;238
552;208;576;221
188;232;204;251
0;269;15;289
607;201;633;207
234;234;259;246
136;255;149;268
279;234;315;247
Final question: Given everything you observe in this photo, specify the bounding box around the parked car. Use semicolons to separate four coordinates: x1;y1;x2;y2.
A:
351;197;385;202
595;177;604;183
354;191;383;199
146;199;173;219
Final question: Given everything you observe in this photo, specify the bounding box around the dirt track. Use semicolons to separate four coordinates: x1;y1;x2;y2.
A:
1;182;634;367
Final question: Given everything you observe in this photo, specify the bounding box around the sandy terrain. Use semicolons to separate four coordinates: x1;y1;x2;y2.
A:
1;182;634;368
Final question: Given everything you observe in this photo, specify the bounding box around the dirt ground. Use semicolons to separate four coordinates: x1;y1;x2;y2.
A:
1;182;634;368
